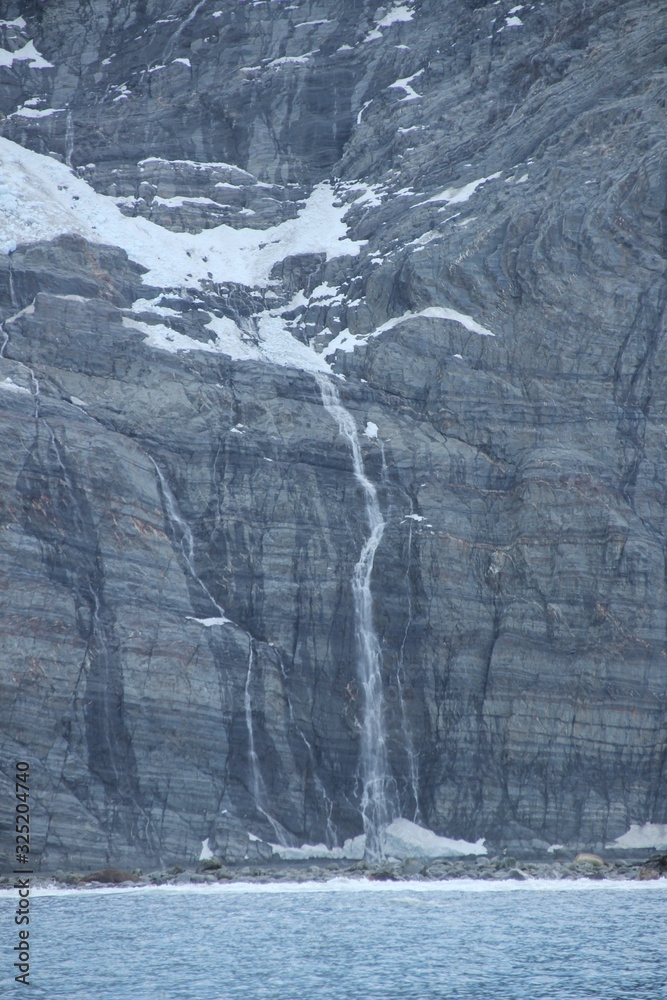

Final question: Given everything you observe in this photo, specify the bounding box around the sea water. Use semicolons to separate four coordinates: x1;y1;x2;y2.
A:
1;880;665;999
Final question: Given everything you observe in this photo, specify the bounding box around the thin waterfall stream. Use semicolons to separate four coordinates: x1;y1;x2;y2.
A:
316;373;398;859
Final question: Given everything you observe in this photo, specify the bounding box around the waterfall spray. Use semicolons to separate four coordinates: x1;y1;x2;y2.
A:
316;374;397;859
151;459;226;618
65;111;74;169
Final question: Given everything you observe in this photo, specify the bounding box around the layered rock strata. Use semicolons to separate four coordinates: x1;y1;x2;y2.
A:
0;0;665;870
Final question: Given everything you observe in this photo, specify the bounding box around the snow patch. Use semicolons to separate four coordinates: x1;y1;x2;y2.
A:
505;15;523;27
356;99;373;125
609;823;667;851
0;40;53;69
376;5;414;27
420;172;501;206
384;819;487;859
388;69;424;102
0;376;30;394
152;195;222;208
364;421;378;439
325;305;495;358
199;838;214;861
271;820;486;861
266;50;318;68
187;616;232;627
0;139;362;293
9;106;64;119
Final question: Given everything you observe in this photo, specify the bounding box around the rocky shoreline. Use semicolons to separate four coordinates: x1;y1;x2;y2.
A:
3;853;666;891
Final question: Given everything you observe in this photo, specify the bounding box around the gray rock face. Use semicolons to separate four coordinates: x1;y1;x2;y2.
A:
0;0;665;871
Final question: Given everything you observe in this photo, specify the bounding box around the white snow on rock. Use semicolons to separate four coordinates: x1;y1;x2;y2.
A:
376;5;415;27
388;68;424;102
0;39;53;69
363;3;414;42
325;305;495;358
420;172;501;206
383;819;487;859
9;106;64;119
152;195;223;208
271;819;486;861
187;616;233;627
266;50;318;68
0;138;362;288
505;15;523;27
122;308;333;374
0;376;30;394
364;421;379;439
608;823;667;851
199;837;215;861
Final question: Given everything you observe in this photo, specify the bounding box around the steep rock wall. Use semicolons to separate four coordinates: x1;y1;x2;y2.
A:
0;0;665;869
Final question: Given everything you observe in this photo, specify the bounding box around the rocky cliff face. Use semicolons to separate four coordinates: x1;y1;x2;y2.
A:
0;0;665;871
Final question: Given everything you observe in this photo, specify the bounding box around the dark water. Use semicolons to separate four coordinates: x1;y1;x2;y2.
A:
1;880;665;999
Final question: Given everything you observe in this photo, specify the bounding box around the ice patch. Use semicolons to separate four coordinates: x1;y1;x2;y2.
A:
383;819;487;859
404;514;425;522
364;421;378;439
609;823;667;851
199;838;214;861
272;820;486;861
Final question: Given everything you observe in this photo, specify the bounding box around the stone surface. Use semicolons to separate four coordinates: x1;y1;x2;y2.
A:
0;0;665;871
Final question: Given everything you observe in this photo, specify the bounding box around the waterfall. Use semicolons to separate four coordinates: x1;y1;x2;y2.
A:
244;641;289;846
150;459;226;618
164;0;208;60
315;374;397;860
65;111;74;169
397;517;421;823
